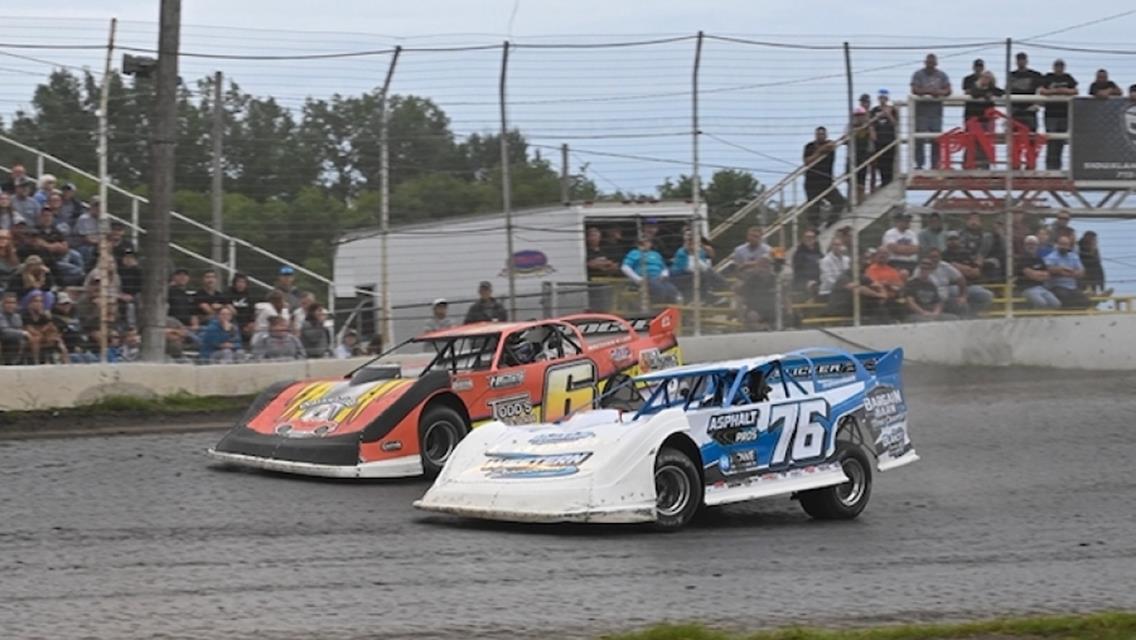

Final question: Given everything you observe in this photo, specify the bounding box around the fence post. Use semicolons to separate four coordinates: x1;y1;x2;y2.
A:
498;40;517;320
379;46;402;345
97;18;117;363
844;41;861;328
691;30;704;337
228;238;237;279
210;70;224;266
131;198;140;245
1004;37;1015;320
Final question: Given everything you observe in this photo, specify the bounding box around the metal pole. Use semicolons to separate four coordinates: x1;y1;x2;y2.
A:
560;143;570;204
379;46;401;345
637;216;648;313
499;40;517;319
1004;37;1014;320
210;70;224;267
97;18;117;364
140;0;180;362
691;30;704;336
844;42;861;327
130;198;139;245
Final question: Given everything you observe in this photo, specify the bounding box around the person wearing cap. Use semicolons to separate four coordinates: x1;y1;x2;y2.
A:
870;89;899;187
621;236;681;304
29;207;84;286
1;163;27;195
917;212;947;254
21;289;66;364
423;298;454;337
1048;210;1076;243
962;59;986;95
958;212;1001;280
11;178;39;222
881;211;919;273
904;257;957;322
50;291;88;360
909;53;951;170
802;127;847;228
335;329;362;359
963;71;1004;168
464;281;508;324
942;230;995;314
1008;52;1044;132
8;254;55;310
1039;59;1078;170
1015;235;1061;309
72;196;103;270
1088;69;1121;98
273;265;302;310
847;105;874;203
58;183;84;225
168;268;197;327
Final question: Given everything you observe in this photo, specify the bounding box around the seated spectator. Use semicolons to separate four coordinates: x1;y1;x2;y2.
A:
736;257;778;330
1049;211;1075;242
28;207;84;286
34;174;56;207
121;328;141;362
817;237;850;302
364;334;384;356
958;213;1000;281
78;270;121;334
252;315;304;360
71;196;104;270
731;225;772;269
58;183;85;226
253;289;292;341
1044;235;1091;308
1011;212;1032;256
8;255;55;311
291;291;316;335
193;269;230;326
118;248;141;328
1035;227;1055;257
905;259;958;322
106;222;136;266
670;231;727;303
0;229;21;285
11;178;39;221
621;237;680;303
941;231;994;313
164;317;195;362
300;304;331;358
881;212;919;273
1089;69;1121;98
0;291;29;364
228;272;255;344
335;329;362;359
200;306;243;364
1078;231;1107;294
789;229;823;297
863;248;906;320
1016;236;1061;309
167;268;197;328
51;292;90;362
918;213;947;254
0;193;20;230
21;291;66;364
921;248;973;316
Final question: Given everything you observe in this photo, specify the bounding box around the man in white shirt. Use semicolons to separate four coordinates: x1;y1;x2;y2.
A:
881;212;920;274
818;237;851;300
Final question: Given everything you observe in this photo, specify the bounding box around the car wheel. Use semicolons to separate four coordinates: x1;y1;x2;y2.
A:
651;446;702;531
798;443;873;520
418;405;467;478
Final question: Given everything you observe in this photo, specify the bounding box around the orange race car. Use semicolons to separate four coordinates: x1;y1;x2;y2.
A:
207;308;681;479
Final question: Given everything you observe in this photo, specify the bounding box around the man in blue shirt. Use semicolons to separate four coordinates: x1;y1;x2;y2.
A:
1043;235;1090;308
621;237;680;303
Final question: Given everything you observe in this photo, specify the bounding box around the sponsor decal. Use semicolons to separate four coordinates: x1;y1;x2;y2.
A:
528;430;594;445
481;451;593;478
782;358;876;379
298;394;357;411
452;378;474;392
574;317;649;336
639;348;679;373
718;449;757;475
863;384;911;458
708;409;760;431
489;371;525;389
488;393;535;425
500;250;556;278
381;440;403;452
609;345;633;364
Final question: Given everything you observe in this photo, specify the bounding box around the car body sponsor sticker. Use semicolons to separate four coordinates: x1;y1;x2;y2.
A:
528;430;594;445
488;393;535;425
481;451;593;478
489;371;525;389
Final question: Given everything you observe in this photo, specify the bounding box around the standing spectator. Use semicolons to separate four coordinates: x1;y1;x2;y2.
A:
1089;69;1122;98
941;232;995;312
58;183;84;226
1049;211;1076;241
193;269;230;326
253;289;291;339
1039;59;1078;170
423;298;454;334
621;237;680;304
33;174;56;207
252;315;304;360
847;106;874;204
0;291;29;363
958;213;999;280
117;247;141;328
600;226;629;264
671;230;726;302
0;229;20;285
790;229;823;297
1007;52;1043;131
22;291;65;363
273;266;302;310
964;71;1005;168
199;306;243;364
1078;231;1107;294
464;281;509;323
71;196;103;270
1;163;28;194
817;237;850;302
1044;235;1090;308
881;212;920;273
961;58;985;96
905;259;957;322
910;53;952;170
228;272;255;343
167;268;197;328
1016;236;1061;309
8;255;55;310
335;329;362;359
300;304;331;358
802;127;847;227
870;89;899;188
0;193;20;230
585;226;619;311
11;179;39;221
918;213;947;254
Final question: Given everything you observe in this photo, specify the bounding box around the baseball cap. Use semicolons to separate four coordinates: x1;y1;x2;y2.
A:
432;298;448;307
173;267;189;276
878;88;889;96
973;58;985;67
478;280;492;290
893;211;911;220
1129;83;1136;93
61;182;76;191
279;265;295;275
121;246;136;255
56;292;73;305
945;230;961;239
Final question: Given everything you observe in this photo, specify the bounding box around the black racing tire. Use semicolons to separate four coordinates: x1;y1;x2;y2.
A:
418;405;468;478
651;446;702;532
798;443;873;520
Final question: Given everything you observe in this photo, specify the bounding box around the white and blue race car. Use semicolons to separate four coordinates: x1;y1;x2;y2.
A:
414;348;917;530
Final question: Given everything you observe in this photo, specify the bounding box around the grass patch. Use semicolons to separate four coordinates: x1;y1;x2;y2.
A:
601;612;1136;640
80;392;253;415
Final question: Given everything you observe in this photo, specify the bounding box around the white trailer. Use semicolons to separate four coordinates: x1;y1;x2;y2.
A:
333;201;706;341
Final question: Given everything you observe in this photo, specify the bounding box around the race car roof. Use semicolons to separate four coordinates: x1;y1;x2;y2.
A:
634;355;786;382
418;321;537;339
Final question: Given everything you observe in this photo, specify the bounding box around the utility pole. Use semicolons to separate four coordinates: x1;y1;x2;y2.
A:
210;70;224;269
97;18;117;364
843;41;861;328
499;40;516;318
560;143;570;204
379;46;401;345
140;0;180;362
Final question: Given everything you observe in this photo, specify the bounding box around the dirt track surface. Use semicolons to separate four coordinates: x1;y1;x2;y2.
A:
2;366;1135;639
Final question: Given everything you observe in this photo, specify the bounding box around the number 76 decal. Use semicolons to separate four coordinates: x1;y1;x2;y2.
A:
764;399;833;468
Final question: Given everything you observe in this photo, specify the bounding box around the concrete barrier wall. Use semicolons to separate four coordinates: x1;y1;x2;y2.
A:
0;315;1132;411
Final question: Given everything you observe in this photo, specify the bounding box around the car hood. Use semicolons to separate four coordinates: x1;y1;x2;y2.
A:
244;376;419;438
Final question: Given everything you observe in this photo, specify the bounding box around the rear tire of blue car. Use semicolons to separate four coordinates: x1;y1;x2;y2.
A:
419;405;467;478
799;444;872;520
652;447;702;532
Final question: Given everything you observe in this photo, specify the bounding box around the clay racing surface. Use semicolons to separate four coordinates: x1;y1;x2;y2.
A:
1;367;1134;639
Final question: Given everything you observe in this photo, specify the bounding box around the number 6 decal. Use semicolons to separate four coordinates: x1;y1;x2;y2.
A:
543;360;598;422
